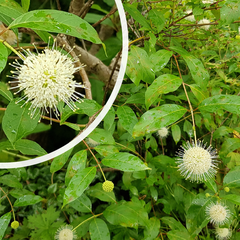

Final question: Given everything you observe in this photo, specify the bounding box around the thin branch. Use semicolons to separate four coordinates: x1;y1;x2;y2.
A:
92;7;118;27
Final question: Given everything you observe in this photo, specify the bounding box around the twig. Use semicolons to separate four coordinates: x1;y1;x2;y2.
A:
92;8;118;27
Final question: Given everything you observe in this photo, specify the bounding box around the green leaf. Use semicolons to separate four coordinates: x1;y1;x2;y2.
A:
132;104;187;137
148;9;165;32
189;84;208;103
63;167;96;208
9;10;102;44
0;42;8;74
65;150;87;186
50;148;73;173
2;101;40;144
144;217;160;240
124;3;151;30
145;74;182;109
198;95;240;114
14;195;43;207
88;128;115;145
204;178;217;193
220;0;240;25
221;194;240;205
61;122;80;131
47;183;58;194
149;49;172;72
186;194;211;237
103;201;149;228
0;0;25;19
61;99;102;123
0;174;22;188
102;152;150;172
0;82;13;102
104;107;115;131
0;212;11;240
223;166;240;188
170;46;209;89
21;0;30;11
89;218;110;240
14;139;47;156
125;93;145;105
86;182;116;203
126;45;155;86
220;138;240;159
94;144;119;157
68;193;92;213
167;230;192;240
171;124;181;144
117;106;138;134
161;216;188;231
183;120;193;138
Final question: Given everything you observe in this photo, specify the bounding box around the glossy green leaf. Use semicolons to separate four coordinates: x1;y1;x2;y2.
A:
145;74;182;109
221;194;240;205
10;188;34;198
0;174;22;188
103;201;149;228
219;138;240;159
0;42;8;74
61;99;102;123
89;218;110;240
88;128;115;145
47;183;58;194
68;193;92;213
117;106;138;134
21;0;30;11
71;214;92;238
150;50;172;72
2;101;40;144
0;82;13;102
126;45;155;86
148;8;165;32
50;148;73;173
161;216;188;231
14;195;43;207
61;122;80;131
14;139;47;156
86;182;116;203
144;217;161;240
189;84;208;103
170;46;209;88
220;0;240;25
0;212;11;240
183;120;193;138
213;126;233;140
63;167;96;207
0;0;25;19
104;107;115;131
9;10;102;44
198;95;240;114
94;145;119;157
171;124;181;144
65;150;87;186
125;92;145;104
204;178;217;193
223;166;240;188
186;194;211;237
124;3;151;30
132;104;187;137
167;230;192;240
102;152;150;172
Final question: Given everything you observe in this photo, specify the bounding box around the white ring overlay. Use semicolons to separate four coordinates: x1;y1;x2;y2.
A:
0;0;128;169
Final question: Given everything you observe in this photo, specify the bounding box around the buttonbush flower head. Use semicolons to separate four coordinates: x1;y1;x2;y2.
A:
157;127;169;138
185;10;195;22
55;225;76;240
102;180;114;192
206;202;230;225
11;220;19;229
85;137;99;148
215;227;231;240
176;140;218;182
198;19;211;30
9;39;85;119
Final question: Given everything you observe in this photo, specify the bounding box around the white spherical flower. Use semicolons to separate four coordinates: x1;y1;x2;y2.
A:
206;203;230;225
55;225;77;240
85;137;99;148
185;10;195;22
9;39;85;119
198;19;211;30
215;227;231;240
176;140;218;182
157;127;168;138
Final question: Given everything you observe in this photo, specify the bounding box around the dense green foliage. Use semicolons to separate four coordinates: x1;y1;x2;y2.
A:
1;0;240;239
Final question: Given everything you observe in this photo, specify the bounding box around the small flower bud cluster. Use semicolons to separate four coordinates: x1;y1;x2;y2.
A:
102;180;114;192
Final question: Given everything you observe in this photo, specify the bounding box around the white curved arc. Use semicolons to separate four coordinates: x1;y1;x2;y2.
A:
0;0;128;169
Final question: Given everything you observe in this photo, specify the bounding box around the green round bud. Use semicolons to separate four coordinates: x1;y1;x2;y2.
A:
205;193;210;198
236;35;240;40
102;180;114;192
11;221;19;229
224;187;230;192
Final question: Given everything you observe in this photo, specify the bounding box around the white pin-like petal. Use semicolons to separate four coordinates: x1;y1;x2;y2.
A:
55;225;76;240
9;41;85;120
215;227;231;240
176;140;218;182
206;202;230;225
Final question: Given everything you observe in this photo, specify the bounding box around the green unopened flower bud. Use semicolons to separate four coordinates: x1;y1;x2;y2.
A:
224;187;230;192
11;221;19;229
102;180;114;192
205;193;210;198
236;35;240;40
